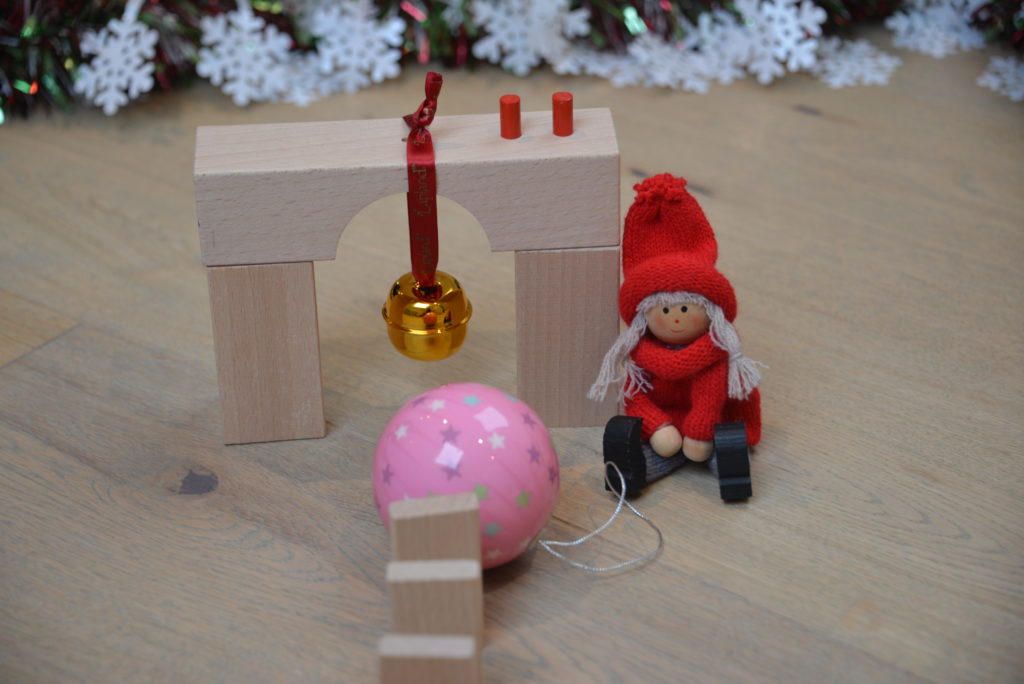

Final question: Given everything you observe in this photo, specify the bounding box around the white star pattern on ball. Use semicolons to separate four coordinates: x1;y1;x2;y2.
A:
429;399;446;412
394;424;408;440
488;432;505;449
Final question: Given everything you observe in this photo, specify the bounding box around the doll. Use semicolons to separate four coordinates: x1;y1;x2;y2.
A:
588;174;763;499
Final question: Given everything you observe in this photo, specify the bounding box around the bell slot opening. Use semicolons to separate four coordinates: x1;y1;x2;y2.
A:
317;192;515;425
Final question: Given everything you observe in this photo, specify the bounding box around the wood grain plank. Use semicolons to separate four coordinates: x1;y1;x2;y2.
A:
0;289;77;367
1;48;1022;683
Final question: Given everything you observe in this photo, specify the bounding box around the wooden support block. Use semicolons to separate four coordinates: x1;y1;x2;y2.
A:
388;493;481;562
387;560;483;642
515;246;620;427
206;262;325;444
194;108;619;265
379;634;481;684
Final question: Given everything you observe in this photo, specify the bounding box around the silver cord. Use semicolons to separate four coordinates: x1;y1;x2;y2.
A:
538;462;664;572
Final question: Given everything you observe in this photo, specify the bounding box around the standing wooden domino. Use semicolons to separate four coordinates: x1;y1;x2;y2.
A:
387;559;484;641
194;101;620;445
388;493;481;562
379;634;481;684
379;493;484;684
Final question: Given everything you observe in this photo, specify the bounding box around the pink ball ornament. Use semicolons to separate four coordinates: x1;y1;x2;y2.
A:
374;383;560;569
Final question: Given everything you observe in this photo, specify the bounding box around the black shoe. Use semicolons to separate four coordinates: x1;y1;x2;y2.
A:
602;416;647;497
713;422;751;501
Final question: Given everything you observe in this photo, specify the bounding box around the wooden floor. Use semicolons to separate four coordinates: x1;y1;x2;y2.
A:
1;38;1021;682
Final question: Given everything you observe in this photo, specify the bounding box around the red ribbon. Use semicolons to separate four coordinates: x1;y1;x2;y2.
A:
403;72;443;291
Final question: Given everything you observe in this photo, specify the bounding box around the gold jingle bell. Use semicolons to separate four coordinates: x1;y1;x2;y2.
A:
382;271;472;361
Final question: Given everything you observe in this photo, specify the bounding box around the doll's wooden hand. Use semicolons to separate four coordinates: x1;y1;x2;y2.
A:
682;436;713;462
650;425;683;457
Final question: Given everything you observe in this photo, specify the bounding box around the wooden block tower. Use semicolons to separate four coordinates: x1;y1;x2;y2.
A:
194;102;621;444
380;493;484;684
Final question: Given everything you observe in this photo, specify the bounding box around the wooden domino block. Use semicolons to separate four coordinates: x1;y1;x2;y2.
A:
387;559;483;642
388;493;481;562
379;634;480;684
515;246;620;427
206;262;325;444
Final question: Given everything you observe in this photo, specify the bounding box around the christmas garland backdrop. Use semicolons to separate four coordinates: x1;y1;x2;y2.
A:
1;0;1022;123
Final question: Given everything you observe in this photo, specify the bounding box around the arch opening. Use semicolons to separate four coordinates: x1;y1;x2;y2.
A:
315;193;516;420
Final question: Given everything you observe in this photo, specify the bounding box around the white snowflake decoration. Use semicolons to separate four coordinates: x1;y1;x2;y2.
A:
691;10;752;86
885;0;985;58
977;55;1024;102
73;0;158;115
553;48;645;88
196;0;292;106
554;0;827;92
472;0;590;76
310;1;405;93
735;0;827;84
438;0;467;29
811;37;902;88
278;53;329;106
625;34;712;93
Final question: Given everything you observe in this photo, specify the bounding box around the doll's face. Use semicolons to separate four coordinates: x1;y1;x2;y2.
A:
645;302;710;345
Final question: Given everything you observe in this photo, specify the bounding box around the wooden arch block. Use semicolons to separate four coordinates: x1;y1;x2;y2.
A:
194;108;619;265
195;108;620;444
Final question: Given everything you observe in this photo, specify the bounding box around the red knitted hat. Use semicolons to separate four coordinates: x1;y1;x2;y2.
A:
619;174;737;322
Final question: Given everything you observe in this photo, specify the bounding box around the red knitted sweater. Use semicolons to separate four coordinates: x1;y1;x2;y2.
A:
625;334;762;445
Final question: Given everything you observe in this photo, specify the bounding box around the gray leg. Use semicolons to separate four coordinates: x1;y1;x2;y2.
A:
643;443;687;484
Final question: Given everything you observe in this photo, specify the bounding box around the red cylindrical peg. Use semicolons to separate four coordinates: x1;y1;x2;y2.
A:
500;94;521;139
552;92;573;137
